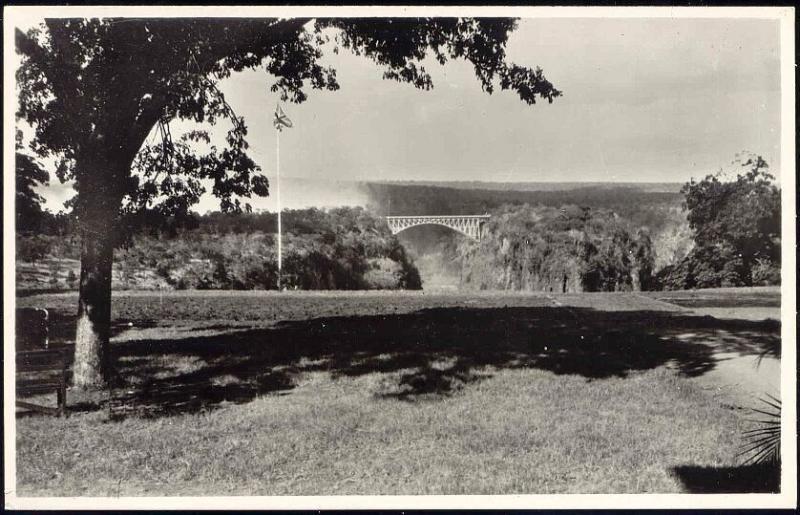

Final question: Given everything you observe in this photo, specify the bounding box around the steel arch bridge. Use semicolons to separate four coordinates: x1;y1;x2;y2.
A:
385;215;491;241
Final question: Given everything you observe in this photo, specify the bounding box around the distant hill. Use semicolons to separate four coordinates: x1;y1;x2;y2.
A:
40;177;683;215
369;180;682;194
363;182;682;231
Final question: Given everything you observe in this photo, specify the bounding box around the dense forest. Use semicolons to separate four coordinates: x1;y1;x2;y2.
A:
17;157;780;292
369;162;780;292
368;183;682;231
17;207;421;291
448;205;654;292
383;184;693;287
372;180;681;193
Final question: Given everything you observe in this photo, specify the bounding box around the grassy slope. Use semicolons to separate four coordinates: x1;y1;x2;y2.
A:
18;368;743;496
15;290;780;495
645;286;781;308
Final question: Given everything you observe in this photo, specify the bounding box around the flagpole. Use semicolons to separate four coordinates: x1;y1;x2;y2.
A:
276;126;282;291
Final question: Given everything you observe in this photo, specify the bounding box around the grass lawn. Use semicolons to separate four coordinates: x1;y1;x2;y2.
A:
644;286;781;309
14;290;781;495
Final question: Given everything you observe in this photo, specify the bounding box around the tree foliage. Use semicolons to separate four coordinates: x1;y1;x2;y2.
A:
658;153;781;289
16;17;561;228
15;129;50;233
459;204;655;292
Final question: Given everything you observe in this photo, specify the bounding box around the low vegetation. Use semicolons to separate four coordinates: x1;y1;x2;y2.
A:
17;367;748;495
15;290;779;495
17;207;422;291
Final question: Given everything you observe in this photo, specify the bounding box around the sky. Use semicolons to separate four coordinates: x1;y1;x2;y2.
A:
31;17;782;212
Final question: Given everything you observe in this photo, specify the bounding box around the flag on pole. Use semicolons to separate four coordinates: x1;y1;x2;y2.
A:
273;105;293;131
273;104;292;290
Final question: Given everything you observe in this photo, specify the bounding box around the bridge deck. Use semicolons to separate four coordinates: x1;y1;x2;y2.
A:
384;215;491;220
384;215;491;241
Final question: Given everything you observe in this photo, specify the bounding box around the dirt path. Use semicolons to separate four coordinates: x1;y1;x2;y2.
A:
690;351;780;408
683;306;780;409
553;293;781;409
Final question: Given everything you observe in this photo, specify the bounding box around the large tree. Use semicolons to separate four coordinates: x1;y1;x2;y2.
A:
658;153;781;290
682;153;780;267
16;17;561;387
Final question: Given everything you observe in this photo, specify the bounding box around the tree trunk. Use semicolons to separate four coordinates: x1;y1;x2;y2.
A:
73;222;115;387
631;265;642;292
71;155;127;389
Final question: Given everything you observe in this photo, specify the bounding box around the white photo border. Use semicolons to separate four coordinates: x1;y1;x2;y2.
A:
3;5;796;510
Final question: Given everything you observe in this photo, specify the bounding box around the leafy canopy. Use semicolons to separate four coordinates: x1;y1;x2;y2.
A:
681;152;780;263
15;129;50;232
16;17;561;221
657;152;781;290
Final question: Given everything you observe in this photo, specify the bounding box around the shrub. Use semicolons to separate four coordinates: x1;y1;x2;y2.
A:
17;234;52;262
751;258;781;286
16;207;422;291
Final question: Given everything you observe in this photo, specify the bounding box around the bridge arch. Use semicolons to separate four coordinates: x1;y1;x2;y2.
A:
385;215;490;241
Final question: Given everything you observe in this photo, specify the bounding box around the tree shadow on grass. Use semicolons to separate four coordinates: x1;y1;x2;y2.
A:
40;316;160;347
375;358;494;401
672;462;780;493
25;305;779;418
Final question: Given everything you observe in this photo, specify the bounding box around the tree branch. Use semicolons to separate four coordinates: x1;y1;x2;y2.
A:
124;18;311;163
15;27;47;61
205;17;312;70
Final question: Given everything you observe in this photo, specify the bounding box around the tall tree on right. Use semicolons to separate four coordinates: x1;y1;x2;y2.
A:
663;152;781;289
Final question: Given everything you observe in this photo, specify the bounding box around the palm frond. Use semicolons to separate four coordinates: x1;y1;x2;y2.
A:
739;394;781;466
